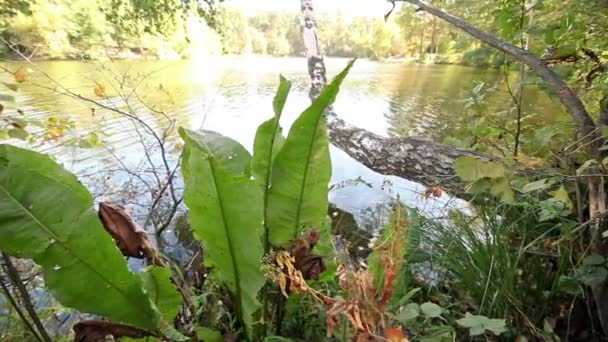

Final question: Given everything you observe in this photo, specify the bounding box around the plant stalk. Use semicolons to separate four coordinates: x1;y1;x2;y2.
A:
1;253;52;342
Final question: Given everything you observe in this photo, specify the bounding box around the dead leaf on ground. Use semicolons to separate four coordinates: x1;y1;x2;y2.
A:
98;202;163;266
73;320;155;342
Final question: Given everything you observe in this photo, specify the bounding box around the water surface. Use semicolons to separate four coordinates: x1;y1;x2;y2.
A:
1;56;567;222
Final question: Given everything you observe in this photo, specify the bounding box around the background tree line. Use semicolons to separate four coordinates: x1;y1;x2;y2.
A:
2;0;604;67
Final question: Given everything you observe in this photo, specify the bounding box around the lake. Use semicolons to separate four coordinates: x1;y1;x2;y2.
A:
0;56;567;224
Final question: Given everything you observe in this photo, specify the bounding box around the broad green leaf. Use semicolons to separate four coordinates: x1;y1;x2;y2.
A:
484;319;508;335
583;255;606;266
160;324;189;342
252;75;291;182
0;145;160;330
180;128;265;335
267;60;354;247
467;178;492;194
538;198;569;222
455;156;505;182
457;313;507;336
420;302;443;318
522;178;557;193
0;145;90;199
0;94;15;102
490;177;514;204
252;76;291;250
140;267;181;322
549;186;572;209
557;275;582;295
196;327;223;342
398;303;420;322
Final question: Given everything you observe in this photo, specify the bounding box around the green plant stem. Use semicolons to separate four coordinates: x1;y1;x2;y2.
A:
0;272;43;342
1;253;52;342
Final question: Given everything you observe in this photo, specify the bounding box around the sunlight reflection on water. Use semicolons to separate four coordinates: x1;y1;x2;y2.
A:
1;56;566;226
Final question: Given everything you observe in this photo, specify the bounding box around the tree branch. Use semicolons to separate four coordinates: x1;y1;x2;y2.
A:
0;271;43;342
396;0;599;150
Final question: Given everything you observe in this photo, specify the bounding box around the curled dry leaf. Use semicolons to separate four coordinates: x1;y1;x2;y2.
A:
289;230;325;280
97;202;164;266
73;320;155;342
384;327;409;342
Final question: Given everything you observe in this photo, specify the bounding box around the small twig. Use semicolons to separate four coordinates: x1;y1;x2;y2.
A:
1;253;52;342
0;271;43;342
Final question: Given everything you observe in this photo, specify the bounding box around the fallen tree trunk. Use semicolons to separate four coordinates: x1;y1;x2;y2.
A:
299;1;496;198
326;111;496;197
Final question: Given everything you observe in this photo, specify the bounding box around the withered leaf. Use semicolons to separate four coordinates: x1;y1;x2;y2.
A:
98;202;163;266
73;320;155;342
289;230;325;280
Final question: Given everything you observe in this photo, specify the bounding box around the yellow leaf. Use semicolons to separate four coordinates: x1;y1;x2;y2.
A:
14;69;27;83
94;84;106;98
516;153;546;168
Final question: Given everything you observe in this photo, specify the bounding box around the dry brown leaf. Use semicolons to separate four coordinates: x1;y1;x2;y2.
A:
385;327;409;342
289;231;325;280
98;202;163;266
73;320;155;342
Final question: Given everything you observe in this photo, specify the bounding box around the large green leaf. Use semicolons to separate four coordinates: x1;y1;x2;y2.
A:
140;267;181;323
252;75;291;250
180;128;265;335
455;156;506;182
0;144;160;330
266;60;354;247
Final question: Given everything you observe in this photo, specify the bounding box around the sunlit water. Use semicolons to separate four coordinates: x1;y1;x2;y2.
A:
1;56;566;224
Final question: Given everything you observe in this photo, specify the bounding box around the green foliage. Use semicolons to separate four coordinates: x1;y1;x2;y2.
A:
140;267;182;323
455;156;506;181
0;144;170;331
1;0;222;59
266;60;354;247
411;199;575;336
457;313;508;336
195;327;224;342
252;75;291;250
180;128;265;335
